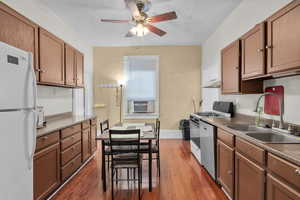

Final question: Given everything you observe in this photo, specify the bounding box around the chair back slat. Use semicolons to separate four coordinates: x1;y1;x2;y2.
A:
100;119;109;134
109;129;141;160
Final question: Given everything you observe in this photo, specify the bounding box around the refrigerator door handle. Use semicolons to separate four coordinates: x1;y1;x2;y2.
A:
28;110;37;169
28;53;38;169
30;53;38;110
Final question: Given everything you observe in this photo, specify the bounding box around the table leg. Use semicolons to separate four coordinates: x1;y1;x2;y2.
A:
101;141;107;192
148;139;152;192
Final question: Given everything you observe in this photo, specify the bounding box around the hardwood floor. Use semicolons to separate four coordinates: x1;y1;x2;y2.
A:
53;140;227;200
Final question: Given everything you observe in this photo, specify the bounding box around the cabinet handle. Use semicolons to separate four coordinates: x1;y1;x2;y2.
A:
227;170;232;175
295;169;300;175
35;69;45;73
257;48;264;52
266;45;272;49
42;136;48;140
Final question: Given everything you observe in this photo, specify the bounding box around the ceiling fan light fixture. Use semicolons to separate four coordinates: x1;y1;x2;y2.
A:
130;23;149;37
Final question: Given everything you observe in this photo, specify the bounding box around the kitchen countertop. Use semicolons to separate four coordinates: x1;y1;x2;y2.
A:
199;114;300;166
37;114;96;138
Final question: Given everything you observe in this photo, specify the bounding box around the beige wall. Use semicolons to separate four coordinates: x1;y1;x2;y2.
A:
93;46;201;130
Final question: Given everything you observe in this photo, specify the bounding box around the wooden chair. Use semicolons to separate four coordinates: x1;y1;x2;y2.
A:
100;120;111;169
140;119;161;176
109;129;143;200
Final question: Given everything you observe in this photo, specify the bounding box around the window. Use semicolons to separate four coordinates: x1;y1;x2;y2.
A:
123;56;159;119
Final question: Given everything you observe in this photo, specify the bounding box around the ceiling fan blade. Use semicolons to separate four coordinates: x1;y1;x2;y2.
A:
124;0;141;19
148;11;178;23
145;24;166;37
101;19;130;23
125;31;134;37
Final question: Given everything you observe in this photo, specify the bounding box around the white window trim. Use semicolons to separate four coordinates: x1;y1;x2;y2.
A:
123;56;160;120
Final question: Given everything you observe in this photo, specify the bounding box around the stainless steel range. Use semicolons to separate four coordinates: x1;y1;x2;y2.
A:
190;101;233;180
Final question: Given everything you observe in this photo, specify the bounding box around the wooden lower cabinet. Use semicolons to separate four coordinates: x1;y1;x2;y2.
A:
217;140;234;198
267;174;300;200
82;128;91;162
34;143;60;200
235;152;265;200
90;125;97;153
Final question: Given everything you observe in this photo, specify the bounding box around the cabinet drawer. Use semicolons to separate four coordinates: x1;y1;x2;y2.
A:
61;141;82;166
268;153;300;189
82;120;90;130
236;137;265;165
218;129;235;147
61;132;81;150
91;118;97;126
36;131;59;152
61;154;81;181
61;124;81;139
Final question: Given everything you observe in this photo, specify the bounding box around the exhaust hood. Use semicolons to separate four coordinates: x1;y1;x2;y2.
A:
202;79;221;88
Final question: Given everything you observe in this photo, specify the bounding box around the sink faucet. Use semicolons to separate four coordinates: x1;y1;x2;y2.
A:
254;92;284;129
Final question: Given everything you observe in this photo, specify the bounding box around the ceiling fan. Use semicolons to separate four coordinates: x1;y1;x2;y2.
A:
101;0;178;37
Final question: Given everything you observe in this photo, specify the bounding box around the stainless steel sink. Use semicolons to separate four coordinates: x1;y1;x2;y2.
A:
227;124;264;132
246;132;300;144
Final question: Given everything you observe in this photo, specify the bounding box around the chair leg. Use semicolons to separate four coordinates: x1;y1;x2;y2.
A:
157;152;161;177
116;169;118;185
111;167;114;200
138;167;141;200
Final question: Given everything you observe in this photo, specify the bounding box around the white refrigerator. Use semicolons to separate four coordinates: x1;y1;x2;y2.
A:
0;42;37;200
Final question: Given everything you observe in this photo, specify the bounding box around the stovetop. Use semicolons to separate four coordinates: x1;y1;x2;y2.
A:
194;112;222;117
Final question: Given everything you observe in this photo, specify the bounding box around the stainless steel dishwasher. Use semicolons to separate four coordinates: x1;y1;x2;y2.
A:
199;120;216;180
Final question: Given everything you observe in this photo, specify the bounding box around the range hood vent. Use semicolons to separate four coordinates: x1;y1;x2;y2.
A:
202;79;221;88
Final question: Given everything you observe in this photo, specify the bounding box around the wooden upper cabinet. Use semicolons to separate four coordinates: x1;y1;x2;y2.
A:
0;2;39;81
267;0;300;74
34;143;60;200
235;152;265;200
241;23;266;79
39;28;65;85
217;141;235;198
221;40;263;94
221;40;240;94
76;51;84;87
65;44;76;87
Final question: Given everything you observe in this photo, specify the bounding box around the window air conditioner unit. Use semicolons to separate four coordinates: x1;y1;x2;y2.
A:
129;100;155;113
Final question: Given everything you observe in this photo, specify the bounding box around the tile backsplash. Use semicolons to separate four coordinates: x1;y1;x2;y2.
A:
37;85;73;116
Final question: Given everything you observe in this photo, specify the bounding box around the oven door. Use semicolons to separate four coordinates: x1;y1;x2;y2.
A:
190;117;200;149
190;116;201;164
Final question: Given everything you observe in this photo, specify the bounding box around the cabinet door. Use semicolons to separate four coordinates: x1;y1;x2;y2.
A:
267;174;300;200
235;152;265;200
75;51;84;87
221;40;240;94
34;143;60;200
90;125;97;153
217;141;234;198
65;44;76;87
267;1;300;73
0;2;39;81
82;129;91;161
39;28;65;85
241;23;266;79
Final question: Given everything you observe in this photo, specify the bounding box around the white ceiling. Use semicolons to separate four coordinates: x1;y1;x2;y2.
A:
39;0;242;46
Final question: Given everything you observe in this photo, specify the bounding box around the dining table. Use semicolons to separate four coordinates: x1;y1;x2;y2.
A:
96;123;157;192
